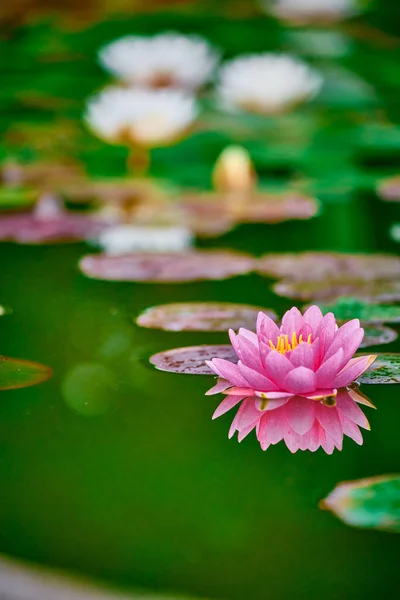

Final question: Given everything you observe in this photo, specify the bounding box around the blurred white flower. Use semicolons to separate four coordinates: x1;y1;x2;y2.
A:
85;87;198;147
97;224;193;254
217;54;322;114
266;0;358;23
99;32;219;90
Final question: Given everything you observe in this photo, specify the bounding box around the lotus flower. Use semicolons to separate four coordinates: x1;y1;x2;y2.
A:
206;306;376;453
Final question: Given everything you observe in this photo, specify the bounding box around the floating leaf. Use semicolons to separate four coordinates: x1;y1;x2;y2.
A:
273;278;400;302
150;345;236;375
360;326;398;348
236;192;319;224
308;298;400;324
358;353;400;384
377;175;400;202
257;252;400;281
80;250;256;283
0;357;52;390
136;302;277;332
0;187;38;210
0;195;104;244
1;160;83;189
321;475;400;532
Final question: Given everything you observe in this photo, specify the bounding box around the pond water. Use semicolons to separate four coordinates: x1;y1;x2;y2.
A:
1;2;400;599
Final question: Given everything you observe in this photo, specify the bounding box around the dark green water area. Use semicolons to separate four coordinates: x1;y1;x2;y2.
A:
1;1;400;599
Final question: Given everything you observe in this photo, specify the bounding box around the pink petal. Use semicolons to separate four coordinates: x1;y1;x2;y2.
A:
284;427;302;453
309;422;322;452
206;378;231;395
299;428;312;451
324;319;361;361
238;362;278;391
236;398;262;429
315;313;338;363
315;348;344;388
281;306;304;336
260;406;287;444
234;334;263;372
257;311;280;343
298;322;313;341
321;432;336;454
284;396;316;435
207;358;248;387
303;305;324;333
288;342;316;370
255;391;293;400
238;327;259;345
302;388;337;400
238;422;257;442
264;351;294;385
339;414;364;445
336;390;370;430
255;397;291;411
331;355;375;388
284;366;317;394
315;403;344;446
212;395;247;419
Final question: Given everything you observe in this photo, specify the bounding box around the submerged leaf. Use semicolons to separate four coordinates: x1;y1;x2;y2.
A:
360;326;398;348
358;353;400;384
150;345;237;375
273;278;400;302
321;475;400;532
136;302;277;332
0;357;52;390
61;363;116;416
257;252;400;281
309;298;400;324
79;250;256;283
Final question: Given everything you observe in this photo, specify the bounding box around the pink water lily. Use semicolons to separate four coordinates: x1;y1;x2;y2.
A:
206;306;376;453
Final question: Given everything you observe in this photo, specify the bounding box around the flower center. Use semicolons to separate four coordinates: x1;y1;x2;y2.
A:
269;332;312;355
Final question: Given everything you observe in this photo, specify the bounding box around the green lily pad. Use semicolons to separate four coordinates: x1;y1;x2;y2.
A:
136;302;277;332
0;356;52;390
0;187;37;210
310;298;400;324
321;474;400;532
358;353;400;384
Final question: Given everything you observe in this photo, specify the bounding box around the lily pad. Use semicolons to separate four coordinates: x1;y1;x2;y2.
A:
79;250;256;283
150;345;237;375
273;278;400;302
0;195;105;244
360;326;398;348
308;298;400;324
136;302;277;332
257;252;400;281
236;192;319;224
358;353;400;384
320;474;400;532
1;160;83;189
0;187;38;210
0;356;52;390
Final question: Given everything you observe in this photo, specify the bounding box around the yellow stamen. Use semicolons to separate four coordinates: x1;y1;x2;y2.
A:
269;332;312;355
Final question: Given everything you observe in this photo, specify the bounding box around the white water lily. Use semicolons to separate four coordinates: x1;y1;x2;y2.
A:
265;0;359;23
97;224;193;254
85;87;198;147
99;32;219;90
217;54;322;114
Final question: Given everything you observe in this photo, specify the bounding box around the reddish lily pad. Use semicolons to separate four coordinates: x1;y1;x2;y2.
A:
257;252;400;281
308;298;400;324
320;474;400;532
358;353;400;384
237;192;319;223
150;345;237;375
79;250;256;283
273;278;400;302
1;160;83;189
0;356;52;390
377;175;400;202
136;302;277;332
0;195;105;244
360;325;398;348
